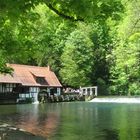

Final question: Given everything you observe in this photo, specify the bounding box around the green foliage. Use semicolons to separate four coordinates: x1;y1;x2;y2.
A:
109;0;140;95
0;0;123;22
97;78;108;95
60;24;94;87
110;38;140;95
1;0;140;95
0;52;13;74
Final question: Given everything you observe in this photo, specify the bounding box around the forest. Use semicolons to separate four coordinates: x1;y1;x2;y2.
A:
0;0;140;95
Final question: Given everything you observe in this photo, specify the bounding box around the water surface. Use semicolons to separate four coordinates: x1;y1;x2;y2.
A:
0;102;140;140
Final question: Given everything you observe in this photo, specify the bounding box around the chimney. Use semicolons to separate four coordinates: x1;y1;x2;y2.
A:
48;65;51;71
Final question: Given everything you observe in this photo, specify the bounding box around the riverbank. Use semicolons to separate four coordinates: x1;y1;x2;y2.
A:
90;96;140;103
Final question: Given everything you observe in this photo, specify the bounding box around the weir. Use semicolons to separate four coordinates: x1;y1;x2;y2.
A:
90;97;140;103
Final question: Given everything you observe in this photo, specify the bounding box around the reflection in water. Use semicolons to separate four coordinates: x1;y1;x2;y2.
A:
0;104;61;139
101;129;119;140
17;112;59;138
0;103;140;140
16;104;60;138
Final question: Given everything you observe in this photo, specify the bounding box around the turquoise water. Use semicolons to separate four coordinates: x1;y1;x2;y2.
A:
0;102;140;140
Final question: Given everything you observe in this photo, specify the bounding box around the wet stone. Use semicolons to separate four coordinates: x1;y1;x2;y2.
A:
0;124;46;140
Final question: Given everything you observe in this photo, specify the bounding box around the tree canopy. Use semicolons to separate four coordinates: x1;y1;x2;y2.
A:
0;0;140;95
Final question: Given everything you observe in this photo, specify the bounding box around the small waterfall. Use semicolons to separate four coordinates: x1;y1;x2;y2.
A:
90;97;140;103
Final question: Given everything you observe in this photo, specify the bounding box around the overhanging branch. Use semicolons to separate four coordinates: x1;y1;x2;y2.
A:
46;3;84;22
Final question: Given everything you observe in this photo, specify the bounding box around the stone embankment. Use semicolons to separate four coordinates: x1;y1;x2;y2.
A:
39;94;85;103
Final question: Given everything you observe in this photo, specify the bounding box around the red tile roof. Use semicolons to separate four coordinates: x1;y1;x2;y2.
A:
0;64;62;87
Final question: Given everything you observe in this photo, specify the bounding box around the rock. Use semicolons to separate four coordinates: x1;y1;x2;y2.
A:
0;123;46;140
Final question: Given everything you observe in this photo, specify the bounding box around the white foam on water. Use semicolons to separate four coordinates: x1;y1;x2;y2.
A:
19;128;26;132
90;97;140;103
0;123;27;132
0;124;9;127
32;101;39;104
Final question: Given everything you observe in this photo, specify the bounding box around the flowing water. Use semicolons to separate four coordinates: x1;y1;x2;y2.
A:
0;102;140;140
90;97;140;103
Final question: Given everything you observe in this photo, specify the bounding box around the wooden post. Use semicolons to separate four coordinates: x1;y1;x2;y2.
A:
95;87;98;96
57;88;61;96
47;88;50;96
85;88;87;95
90;88;92;96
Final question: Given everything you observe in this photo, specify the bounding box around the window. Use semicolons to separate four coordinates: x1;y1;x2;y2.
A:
0;84;2;92
36;77;47;85
30;87;39;93
21;87;29;93
0;83;16;93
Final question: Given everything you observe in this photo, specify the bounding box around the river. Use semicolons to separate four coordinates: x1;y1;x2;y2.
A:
0;102;140;140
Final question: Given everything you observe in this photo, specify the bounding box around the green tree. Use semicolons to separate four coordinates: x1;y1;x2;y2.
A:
109;0;140;95
60;24;94;87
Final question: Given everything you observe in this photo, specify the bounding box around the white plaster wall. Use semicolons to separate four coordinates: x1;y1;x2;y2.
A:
29;87;40;103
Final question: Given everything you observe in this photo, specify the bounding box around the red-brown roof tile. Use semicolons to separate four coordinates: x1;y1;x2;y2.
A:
0;64;62;87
